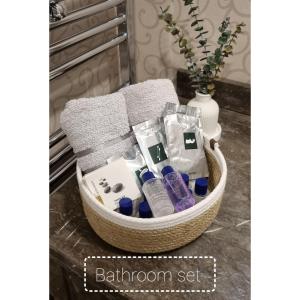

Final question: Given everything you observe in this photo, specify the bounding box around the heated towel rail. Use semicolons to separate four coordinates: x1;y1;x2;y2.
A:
49;0;133;194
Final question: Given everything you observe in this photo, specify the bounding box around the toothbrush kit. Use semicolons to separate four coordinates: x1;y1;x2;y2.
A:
61;79;227;253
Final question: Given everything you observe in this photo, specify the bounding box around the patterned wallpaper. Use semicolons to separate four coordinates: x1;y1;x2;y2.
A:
131;0;250;84
50;0;250;137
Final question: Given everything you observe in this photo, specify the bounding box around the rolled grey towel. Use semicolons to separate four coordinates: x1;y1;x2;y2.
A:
78;133;136;173
120;79;180;126
60;92;131;172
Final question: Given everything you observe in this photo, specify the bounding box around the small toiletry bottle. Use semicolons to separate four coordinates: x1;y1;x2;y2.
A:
139;200;153;218
181;173;190;187
162;166;195;212
195;178;209;199
141;171;174;217
119;197;133;216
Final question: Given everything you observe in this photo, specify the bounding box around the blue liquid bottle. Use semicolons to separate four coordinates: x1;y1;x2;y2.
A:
162;166;195;212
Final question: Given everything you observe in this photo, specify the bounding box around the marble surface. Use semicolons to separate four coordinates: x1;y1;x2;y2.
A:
50;108;250;300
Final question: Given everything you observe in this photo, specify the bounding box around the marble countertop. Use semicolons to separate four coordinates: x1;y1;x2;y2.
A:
50;108;250;300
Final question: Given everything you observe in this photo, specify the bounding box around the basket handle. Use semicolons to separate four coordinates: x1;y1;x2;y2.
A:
210;138;218;150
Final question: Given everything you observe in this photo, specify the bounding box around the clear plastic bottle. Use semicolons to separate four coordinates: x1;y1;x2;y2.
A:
141;171;174;217
162;166;195;212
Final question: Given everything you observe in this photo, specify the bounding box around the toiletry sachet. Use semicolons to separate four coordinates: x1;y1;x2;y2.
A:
163;103;209;179
133;118;169;178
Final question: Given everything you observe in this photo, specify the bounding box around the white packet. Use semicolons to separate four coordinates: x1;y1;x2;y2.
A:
163;103;209;179
107;144;147;192
132;118;169;178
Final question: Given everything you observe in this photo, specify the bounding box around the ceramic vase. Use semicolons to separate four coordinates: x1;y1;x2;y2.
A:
187;91;222;141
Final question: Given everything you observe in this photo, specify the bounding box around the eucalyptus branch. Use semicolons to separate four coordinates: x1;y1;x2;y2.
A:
213;22;246;85
181;0;209;61
159;6;200;77
158;3;246;95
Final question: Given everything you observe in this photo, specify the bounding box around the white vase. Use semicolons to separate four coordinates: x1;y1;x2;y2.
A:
187;91;222;141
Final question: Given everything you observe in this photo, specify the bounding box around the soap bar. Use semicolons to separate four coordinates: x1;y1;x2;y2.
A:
83;158;142;211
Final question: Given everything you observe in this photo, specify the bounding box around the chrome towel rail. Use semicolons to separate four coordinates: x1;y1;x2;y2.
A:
49;128;66;147
50;0;132;194
50;144;72;166
50;14;126;55
50;0;125;29
50;155;77;184
50;32;127;80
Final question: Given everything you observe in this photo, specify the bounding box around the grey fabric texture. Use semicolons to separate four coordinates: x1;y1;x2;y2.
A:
60;92;131;172
120;79;179;126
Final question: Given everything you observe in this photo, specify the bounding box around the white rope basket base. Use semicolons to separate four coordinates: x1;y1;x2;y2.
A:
77;142;227;253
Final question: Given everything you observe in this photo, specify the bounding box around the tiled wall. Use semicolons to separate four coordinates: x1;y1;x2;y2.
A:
131;0;250;84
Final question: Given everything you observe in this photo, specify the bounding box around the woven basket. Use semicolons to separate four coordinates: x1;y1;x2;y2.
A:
77;140;227;253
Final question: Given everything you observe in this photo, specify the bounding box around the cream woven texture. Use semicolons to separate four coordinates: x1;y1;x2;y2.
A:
80;149;223;253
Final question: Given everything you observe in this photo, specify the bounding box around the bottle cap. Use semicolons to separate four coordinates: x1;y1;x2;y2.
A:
142;171;155;183
139;201;152;218
161;166;174;177
181;173;189;187
195;178;208;196
119;197;133;216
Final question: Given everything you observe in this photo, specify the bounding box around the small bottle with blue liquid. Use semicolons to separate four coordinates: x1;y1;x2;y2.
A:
162;166;195;212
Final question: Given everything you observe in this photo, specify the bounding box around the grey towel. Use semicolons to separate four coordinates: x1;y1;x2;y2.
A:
60;92;131;172
120;79;180;126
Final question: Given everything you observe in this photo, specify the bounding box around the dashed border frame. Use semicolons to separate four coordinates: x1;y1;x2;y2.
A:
83;256;216;293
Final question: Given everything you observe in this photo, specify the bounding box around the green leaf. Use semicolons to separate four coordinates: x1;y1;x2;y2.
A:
171;28;180;35
180;48;188;54
164;13;172;23
207;83;215;90
224;45;233;53
208;89;215;96
199;39;207;46
218;36;227;45
162;5;170;13
184;0;193;5
185;51;195;59
188;6;198;14
200;57;208;61
191;20;199;27
215;48;222;56
195;26;204;31
179;39;187;47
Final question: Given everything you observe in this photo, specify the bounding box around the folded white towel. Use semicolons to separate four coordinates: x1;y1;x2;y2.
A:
60;92;130;154
120;79;180;126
